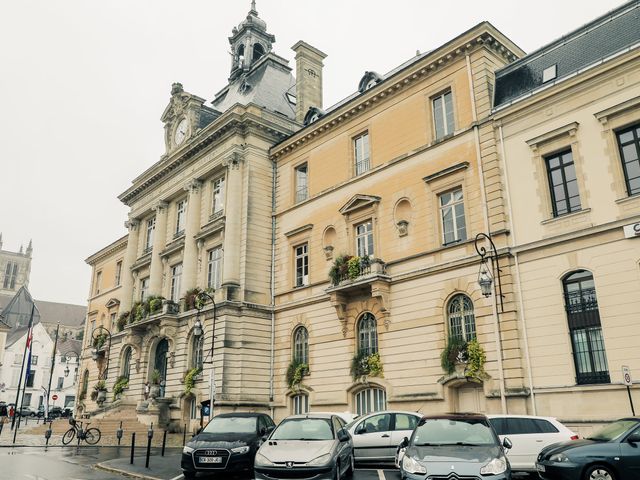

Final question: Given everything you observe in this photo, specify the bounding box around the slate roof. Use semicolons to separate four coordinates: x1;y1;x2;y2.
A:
212;53;296;120
0;294;85;328
493;0;640;109
56;338;82;357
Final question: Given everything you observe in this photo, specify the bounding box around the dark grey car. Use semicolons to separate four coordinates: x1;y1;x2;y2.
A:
399;413;512;480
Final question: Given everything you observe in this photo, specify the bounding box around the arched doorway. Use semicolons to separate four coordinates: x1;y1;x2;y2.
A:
154;339;169;395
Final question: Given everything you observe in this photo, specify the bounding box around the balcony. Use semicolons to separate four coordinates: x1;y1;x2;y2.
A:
326;256;390;335
119;298;180;334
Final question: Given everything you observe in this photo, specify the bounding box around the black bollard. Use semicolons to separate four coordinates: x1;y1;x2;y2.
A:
116;421;123;446
130;432;136;464
183;424;187;446
0;421;4;436
161;430;167;456
45;421;52;447
145;422;154;469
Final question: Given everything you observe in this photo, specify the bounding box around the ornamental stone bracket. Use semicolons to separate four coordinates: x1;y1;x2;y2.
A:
222;150;245;170
370;279;391;329
329;277;391;336
329;291;349;336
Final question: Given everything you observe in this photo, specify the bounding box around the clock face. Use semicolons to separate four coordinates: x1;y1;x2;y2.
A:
174;118;189;146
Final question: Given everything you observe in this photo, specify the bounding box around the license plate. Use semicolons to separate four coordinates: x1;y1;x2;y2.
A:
199;456;223;464
537;464;546;472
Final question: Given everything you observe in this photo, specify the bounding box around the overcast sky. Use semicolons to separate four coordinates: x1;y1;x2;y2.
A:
0;0;626;306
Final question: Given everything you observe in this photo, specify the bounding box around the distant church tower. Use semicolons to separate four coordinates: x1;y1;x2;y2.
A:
228;1;275;80
0;234;32;295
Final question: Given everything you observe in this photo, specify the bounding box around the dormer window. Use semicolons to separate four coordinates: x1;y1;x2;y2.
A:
358;71;384;93
303;106;326;126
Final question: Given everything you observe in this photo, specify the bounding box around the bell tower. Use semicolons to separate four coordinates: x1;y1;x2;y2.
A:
228;1;275;80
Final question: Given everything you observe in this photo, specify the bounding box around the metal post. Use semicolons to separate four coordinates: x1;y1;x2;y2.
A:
628;386;636;416
117;421;123;446
45;421;52;447
130;432;136;464
46;323;60;420
145;422;154;469
161;430;167;456
0;421;4;436
183;424;187;446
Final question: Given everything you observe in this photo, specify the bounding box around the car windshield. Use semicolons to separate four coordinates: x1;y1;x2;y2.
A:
412;418;496;446
270;418;334;441
587;420;638;441
202;416;257;434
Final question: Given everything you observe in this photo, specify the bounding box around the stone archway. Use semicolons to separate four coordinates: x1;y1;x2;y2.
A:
153;338;169;394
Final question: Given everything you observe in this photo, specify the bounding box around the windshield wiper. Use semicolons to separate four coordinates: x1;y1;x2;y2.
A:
414;442;449;446
455;442;483;446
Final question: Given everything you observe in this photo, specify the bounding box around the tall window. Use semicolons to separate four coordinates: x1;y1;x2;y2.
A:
31;356;38;366
546;150;581;217
433;90;454;139
355;387;386;416
145;217;155;252
170;264;182;302
26;370;35;388
115;261;122;286
212;176;226;216
563;270;610;385
616;124;640;196
192;335;204;370
207;247;223;290
295;163;308;203
122;347;132;380
190;398;198;419
447;294;476;342
358;313;378;356
140;277;149;302
440;188;466;245
294;244;309;287
175;199;187;236
354;132;370;175
293;326;309;364
3;262;17;289
95;271;102;295
356;221;374;258
293;394;309;415
56;377;64;390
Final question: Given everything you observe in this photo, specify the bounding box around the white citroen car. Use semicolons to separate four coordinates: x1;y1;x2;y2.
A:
487;414;578;472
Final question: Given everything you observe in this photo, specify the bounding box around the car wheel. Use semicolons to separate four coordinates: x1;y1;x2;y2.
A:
584;465;616;480
334;460;341;480
182;471;196;480
345;453;355;477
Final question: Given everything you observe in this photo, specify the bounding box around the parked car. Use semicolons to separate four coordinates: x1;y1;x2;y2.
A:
399;413;512;480
487;414;578;472
47;406;64;419
17;406;35;417
346;410;420;463
312;411;359;424
254;413;354;480
181;412;275;480
536;417;640;480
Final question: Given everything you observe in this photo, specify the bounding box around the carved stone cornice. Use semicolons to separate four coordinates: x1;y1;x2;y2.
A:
125;219;140;231
85;235;128;265
183;179;203;194
222;151;245;170
152;201;169;213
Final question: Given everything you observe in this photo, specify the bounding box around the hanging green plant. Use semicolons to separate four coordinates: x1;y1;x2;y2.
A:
116;312;130;331
93;334;108;350
184;287;203;311
286;360;309;389
440;336;469;375
351;352;383;380
112;376;129;400
347;256;362;279
465;339;487;381
151;369;161;385
328;254;353;285
183;367;202;397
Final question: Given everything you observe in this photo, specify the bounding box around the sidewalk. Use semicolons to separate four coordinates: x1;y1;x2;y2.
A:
96;453;183;480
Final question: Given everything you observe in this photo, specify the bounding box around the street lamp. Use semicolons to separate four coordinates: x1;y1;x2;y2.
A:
63;351;80;380
191;290;217;416
473;232;504;312
90;326;112;381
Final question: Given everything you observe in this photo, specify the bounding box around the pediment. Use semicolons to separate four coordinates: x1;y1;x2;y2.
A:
339;194;381;216
160;83;206;124
105;298;120;309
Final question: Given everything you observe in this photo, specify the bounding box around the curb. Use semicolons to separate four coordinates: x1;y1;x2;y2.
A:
95;462;168;480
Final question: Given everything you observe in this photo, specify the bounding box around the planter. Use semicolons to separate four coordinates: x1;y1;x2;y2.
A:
96;390;107;405
454;361;467;376
91;349;98;361
149;385;161;399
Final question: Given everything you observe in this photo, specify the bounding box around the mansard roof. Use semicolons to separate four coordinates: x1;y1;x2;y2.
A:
493;0;640;109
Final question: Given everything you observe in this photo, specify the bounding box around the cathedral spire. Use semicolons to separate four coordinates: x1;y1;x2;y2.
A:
250;0;257;15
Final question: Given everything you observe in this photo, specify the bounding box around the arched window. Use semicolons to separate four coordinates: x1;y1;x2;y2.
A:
252;43;265;62
354;387;386;415
447;294;476;342
357;313;378;356
292;394;309;415
237;45;245;68
293;326;308;364
563;270;609;384
121;347;132;380
192;335;204;371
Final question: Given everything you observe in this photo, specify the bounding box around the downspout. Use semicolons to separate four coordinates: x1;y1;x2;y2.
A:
498;124;537;415
269;154;277;420
467;54;508;414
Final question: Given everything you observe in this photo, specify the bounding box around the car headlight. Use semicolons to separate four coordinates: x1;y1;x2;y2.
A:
254;452;275;466
231;446;250;454
402;455;427;474
182;445;195;454
306;453;332;466
480;456;508;475
550;453;570;463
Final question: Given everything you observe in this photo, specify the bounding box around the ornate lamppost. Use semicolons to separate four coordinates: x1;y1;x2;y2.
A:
90;326;112;381
191;290;217;417
63;351;80;382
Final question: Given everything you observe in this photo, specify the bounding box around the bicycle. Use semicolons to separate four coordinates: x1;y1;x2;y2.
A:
62;417;101;445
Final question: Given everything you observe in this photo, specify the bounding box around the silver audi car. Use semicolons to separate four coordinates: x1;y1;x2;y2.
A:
254;413;354;480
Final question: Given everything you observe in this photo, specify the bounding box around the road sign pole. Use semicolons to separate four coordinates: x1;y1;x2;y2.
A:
622;366;635;416
627;386;636;416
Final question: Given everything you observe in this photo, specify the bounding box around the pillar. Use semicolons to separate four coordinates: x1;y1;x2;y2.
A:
221;151;244;297
120;219;140;312
181;179;202;296
149;201;168;296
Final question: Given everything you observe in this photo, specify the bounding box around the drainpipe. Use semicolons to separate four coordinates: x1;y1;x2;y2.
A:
269;155;277;416
498;124;537;415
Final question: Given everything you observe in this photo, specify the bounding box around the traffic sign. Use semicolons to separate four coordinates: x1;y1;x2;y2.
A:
52;394;58;401
622;366;633;386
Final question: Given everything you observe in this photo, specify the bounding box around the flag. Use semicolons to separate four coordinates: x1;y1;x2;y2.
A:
24;329;33;383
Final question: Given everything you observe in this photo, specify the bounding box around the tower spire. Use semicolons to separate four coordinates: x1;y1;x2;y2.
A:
250;0;257;15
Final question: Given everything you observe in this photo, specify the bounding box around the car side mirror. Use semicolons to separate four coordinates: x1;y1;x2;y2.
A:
355;424;366;435
627;432;640;444
338;429;350;442
503;437;513;450
399;437;409;449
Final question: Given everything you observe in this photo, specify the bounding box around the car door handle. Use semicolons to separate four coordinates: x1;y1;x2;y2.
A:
381;434;390;438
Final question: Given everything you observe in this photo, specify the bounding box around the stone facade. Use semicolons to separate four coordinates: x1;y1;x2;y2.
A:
0;235;32;296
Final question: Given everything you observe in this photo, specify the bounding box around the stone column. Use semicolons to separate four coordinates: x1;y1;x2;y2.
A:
120;219;140;312
221;151;244;297
149;201;168;296
180;179;202;296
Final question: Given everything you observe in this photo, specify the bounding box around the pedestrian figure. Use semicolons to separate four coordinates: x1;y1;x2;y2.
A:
9;406;14;419
144;381;150;400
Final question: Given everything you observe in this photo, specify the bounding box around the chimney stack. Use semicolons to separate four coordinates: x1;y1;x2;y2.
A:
292;41;327;124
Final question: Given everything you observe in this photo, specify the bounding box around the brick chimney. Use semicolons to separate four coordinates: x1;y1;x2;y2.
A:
292;41;327;124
